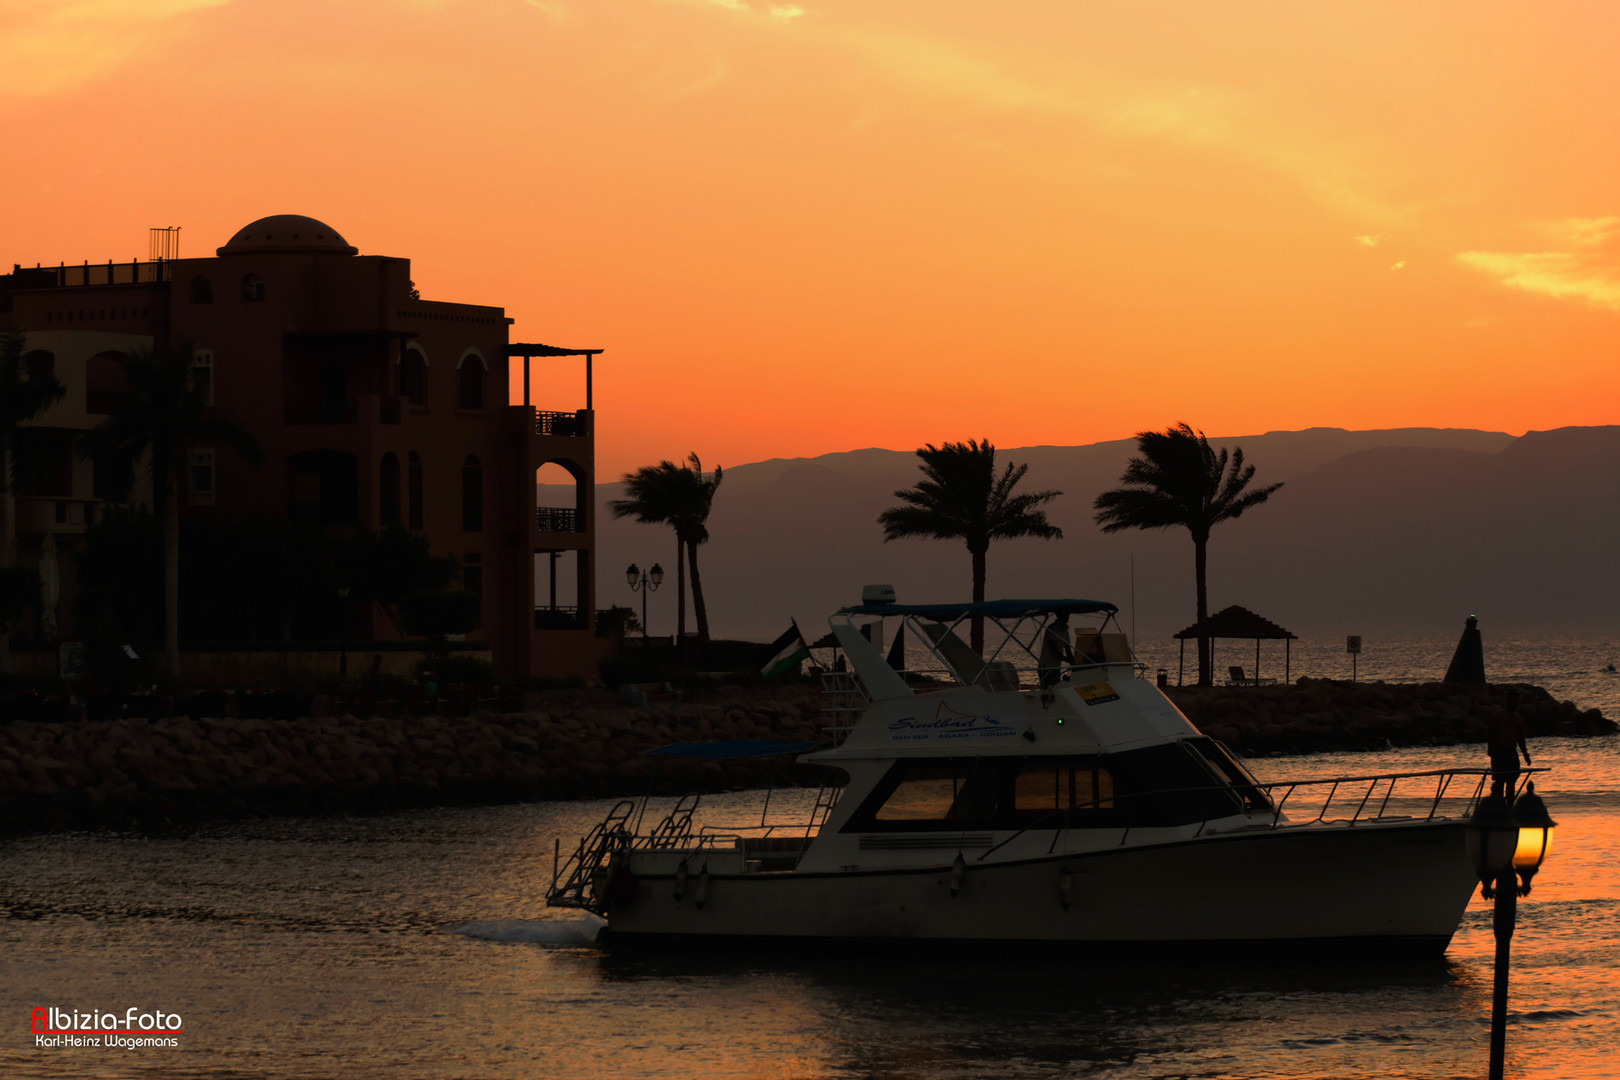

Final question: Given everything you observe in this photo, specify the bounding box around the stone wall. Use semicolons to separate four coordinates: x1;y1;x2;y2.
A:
0;681;1609;835
1165;679;1612;757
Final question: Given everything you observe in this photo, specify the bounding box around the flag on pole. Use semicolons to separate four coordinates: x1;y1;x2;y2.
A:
761;620;811;678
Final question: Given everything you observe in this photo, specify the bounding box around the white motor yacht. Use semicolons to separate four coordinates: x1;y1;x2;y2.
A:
548;598;1494;953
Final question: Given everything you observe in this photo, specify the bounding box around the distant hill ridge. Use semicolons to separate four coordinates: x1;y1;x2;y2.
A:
551;426;1618;640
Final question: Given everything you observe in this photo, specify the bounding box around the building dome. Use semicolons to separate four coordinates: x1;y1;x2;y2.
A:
217;215;358;256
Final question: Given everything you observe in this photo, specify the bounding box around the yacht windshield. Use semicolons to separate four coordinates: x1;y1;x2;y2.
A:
846;745;1248;832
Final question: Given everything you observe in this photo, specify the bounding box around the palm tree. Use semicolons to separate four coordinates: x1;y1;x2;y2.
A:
1;329;65;674
608;453;723;642
81;339;262;680
1093;423;1282;686
879;439;1062;655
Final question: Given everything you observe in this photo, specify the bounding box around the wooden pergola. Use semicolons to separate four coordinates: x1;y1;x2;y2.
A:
1173;605;1298;686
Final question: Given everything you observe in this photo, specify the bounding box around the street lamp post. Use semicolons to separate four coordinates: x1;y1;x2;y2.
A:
625;562;664;648
1466;782;1557;1080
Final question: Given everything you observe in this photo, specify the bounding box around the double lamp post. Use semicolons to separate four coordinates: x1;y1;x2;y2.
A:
625;562;663;647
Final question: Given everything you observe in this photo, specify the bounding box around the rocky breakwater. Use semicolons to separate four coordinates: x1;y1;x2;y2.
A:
1167;679;1614;757
0;686;826;836
2;681;1611;835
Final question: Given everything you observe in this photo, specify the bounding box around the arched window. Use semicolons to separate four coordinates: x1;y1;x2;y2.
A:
401;347;427;407
458;354;485;410
190;276;213;304
241;274;265;302
407;452;423;530
379;452;401;526
23;350;55;385
462;455;483;532
85;351;129;414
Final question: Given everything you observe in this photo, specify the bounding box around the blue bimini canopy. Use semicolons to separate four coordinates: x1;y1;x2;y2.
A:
645;740;822;759
841;599;1118;620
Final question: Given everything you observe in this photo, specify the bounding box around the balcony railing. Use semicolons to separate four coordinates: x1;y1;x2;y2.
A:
534;606;586;630
536;410;587;437
536;507;582;533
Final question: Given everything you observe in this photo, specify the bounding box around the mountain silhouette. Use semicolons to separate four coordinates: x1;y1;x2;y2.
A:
556;426;1618;641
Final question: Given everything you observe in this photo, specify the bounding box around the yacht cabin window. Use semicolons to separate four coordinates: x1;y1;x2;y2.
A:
847;744;1243;832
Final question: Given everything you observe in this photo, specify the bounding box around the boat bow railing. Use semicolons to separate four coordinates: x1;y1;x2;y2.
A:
1255;766;1543;829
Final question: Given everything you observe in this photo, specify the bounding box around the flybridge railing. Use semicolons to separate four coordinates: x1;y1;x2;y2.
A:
830;609;1139;694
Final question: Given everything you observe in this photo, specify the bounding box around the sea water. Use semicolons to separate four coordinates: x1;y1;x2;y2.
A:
3;639;1618;1079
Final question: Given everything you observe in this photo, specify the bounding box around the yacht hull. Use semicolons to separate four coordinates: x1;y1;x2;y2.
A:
602;820;1478;949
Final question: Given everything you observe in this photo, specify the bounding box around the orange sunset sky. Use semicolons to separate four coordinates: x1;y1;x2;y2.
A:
5;0;1618;475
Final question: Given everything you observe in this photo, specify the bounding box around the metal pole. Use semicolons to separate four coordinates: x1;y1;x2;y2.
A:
1489;866;1516;1080
641;581;649;648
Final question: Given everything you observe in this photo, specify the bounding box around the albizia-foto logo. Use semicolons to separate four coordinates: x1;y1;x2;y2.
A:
30;1007;183;1049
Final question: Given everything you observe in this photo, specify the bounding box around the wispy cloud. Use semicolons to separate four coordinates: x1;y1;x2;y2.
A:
0;0;230;97
828;27;1405;226
1356;235;1381;247
521;0;570;18
1457;218;1620;312
1558;217;1620;248
770;4;805;19
1390;261;1405;271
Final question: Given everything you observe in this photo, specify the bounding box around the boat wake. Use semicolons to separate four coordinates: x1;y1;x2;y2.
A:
446;916;605;946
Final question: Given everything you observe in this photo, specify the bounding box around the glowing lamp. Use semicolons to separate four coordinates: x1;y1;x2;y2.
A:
1510;783;1557;895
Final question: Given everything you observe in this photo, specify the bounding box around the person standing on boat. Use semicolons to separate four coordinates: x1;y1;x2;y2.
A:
1039;611;1073;689
1487;689;1531;799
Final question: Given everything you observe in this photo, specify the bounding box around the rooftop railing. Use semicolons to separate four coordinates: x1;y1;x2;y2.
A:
12;260;175;288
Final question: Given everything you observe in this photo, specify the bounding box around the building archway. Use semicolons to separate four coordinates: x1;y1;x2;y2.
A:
535;459;585;534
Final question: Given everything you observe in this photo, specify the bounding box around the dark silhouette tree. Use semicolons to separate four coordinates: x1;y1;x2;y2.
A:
879;439;1062;654
1;329;65;673
81;339;262;681
608;453;723;642
340;525;458;637
1093;422;1282;686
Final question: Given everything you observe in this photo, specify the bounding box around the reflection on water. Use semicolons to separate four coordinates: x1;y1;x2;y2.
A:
3;740;1618;1078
